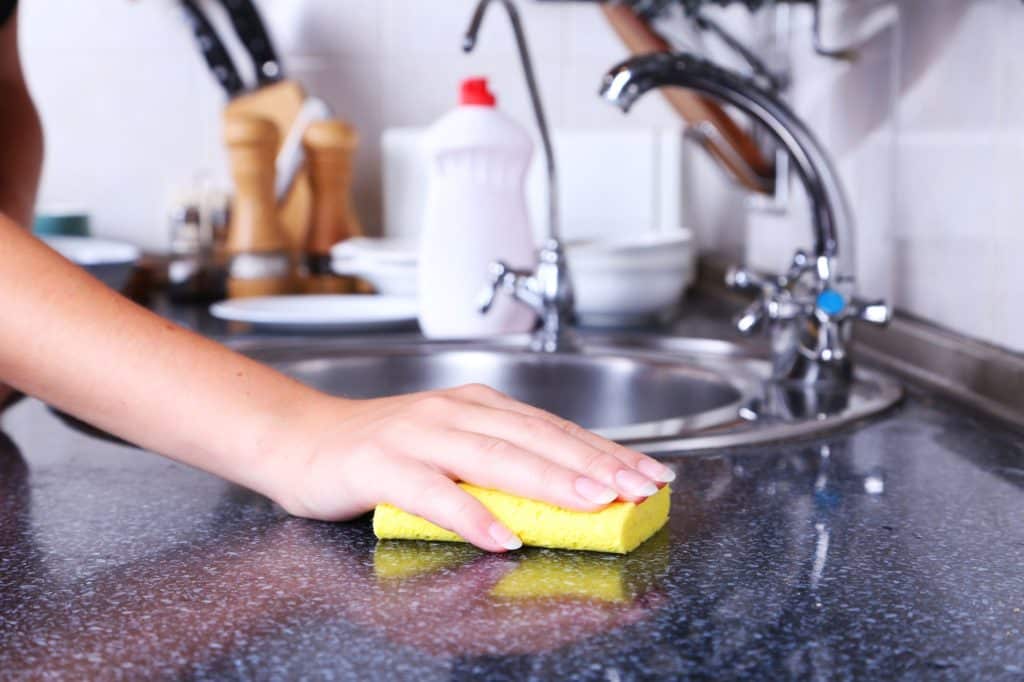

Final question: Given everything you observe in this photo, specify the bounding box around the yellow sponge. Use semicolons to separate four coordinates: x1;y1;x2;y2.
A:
373;484;670;554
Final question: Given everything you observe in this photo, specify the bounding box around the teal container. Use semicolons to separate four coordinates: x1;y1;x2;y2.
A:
33;211;91;237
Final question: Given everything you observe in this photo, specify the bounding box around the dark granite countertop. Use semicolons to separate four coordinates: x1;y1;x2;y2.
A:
1;298;1023;680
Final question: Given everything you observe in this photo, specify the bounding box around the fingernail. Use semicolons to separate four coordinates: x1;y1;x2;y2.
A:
637;459;676;483
488;521;523;551
615;469;659;497
574;477;618;505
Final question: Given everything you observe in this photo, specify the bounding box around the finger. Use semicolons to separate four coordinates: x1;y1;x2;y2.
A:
425;427;623;511
442;401;660;503
452;383;676;485
377;457;522;553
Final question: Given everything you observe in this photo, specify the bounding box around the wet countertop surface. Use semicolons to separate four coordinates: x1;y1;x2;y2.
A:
1;299;1023;679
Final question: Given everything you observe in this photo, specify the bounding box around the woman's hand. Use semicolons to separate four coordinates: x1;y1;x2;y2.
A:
274;384;675;553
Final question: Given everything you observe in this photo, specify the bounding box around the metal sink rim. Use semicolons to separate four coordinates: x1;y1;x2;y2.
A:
228;333;902;455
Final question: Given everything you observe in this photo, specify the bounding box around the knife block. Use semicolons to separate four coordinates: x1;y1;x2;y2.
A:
223;114;293;298
302;119;362;294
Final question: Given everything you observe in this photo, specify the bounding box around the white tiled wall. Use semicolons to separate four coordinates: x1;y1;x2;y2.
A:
18;0;674;252
696;1;1024;352
18;1;1024;351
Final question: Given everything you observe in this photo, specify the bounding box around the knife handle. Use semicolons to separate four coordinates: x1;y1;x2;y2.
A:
179;0;245;97
217;0;284;85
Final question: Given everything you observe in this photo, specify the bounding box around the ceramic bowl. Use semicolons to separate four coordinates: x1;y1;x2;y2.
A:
330;237;418;296
568;231;695;327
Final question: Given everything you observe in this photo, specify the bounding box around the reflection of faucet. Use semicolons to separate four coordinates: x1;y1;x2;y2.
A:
600;52;890;385
463;0;576;353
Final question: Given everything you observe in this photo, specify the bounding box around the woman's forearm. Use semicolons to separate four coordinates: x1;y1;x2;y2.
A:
0;11;44;228
0;216;328;506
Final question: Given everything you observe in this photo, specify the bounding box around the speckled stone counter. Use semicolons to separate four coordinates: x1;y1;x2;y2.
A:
1;300;1023;680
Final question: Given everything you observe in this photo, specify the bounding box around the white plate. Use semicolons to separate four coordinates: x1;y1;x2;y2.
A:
209;295;419;332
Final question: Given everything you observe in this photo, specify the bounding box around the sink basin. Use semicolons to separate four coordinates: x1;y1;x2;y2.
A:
246;344;754;440
49;334;901;453
228;335;901;452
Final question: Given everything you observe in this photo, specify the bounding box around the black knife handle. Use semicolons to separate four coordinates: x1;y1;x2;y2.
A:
217;0;284;85
179;0;245;97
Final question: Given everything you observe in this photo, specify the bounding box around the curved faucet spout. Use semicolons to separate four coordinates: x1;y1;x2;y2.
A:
464;0;559;243
600;52;854;284
600;52;892;386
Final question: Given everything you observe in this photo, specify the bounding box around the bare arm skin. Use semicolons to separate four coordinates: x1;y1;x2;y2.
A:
0;11;674;552
0;8;43;407
0;8;42;229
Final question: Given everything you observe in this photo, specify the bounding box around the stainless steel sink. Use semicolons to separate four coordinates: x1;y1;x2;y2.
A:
229;335;901;454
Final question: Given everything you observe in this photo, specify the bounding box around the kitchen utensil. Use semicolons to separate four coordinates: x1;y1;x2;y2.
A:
600;3;772;193
178;0;314;256
223;115;292;298
43;236;141;292
302;120;361;294
215;0;284;85
275;97;332;203
209;294;419;332
178;0;246;97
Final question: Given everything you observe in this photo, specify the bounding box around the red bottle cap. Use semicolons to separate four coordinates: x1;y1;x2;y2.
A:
460;77;497;107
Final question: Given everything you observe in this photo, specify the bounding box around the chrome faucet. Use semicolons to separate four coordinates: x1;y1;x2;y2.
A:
464;0;576;353
600;52;889;385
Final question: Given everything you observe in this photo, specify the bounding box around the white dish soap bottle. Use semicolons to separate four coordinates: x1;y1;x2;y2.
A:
418;77;537;338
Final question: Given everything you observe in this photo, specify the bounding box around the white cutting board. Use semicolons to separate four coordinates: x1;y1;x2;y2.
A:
382;127;686;243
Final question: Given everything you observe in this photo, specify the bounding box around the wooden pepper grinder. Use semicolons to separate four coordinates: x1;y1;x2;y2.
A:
302;120;362;294
224;114;293;298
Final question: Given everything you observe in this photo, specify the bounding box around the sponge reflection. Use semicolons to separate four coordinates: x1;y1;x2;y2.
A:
375;528;669;603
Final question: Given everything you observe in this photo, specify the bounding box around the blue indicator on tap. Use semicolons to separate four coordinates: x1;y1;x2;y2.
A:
816;288;846;316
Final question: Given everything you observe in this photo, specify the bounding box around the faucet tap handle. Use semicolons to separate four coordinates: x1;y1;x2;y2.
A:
851;298;892;327
735;299;767;334
725;265;769;292
784;249;815;282
478;260;512;315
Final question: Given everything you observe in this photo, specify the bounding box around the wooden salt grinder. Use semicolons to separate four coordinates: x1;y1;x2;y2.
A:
302;120;362;294
224;114;293;298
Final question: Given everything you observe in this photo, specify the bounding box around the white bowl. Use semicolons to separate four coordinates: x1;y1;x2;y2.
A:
568;231;694;327
330;237;417;266
331;237;418;295
331;258;418;296
43;236;141;292
327;231;695;324
568;231;692;267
